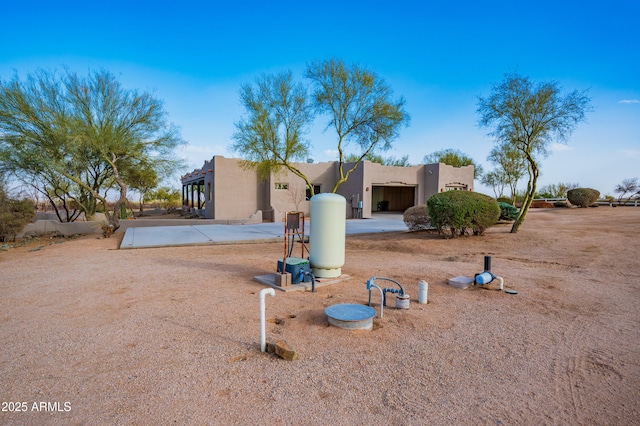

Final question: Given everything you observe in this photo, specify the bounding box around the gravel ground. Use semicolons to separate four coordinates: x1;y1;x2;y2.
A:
1;207;639;425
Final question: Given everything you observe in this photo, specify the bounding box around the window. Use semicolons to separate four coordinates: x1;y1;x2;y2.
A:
445;183;468;191
306;185;321;200
275;183;288;190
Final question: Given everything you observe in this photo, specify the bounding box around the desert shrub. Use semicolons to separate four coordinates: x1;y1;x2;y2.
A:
0;189;35;242
498;202;519;221
403;205;431;231
567;188;600;208
536;191;554;199
496;196;512;204
538;182;580;198
427;191;500;238
147;187;182;209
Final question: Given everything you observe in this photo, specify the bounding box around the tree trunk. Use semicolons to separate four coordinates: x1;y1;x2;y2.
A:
510;182;518;205
511;159;539;233
104;157;126;237
107;186;127;237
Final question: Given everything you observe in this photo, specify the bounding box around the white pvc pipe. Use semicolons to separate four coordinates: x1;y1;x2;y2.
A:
495;276;504;291
259;288;275;352
418;280;428;304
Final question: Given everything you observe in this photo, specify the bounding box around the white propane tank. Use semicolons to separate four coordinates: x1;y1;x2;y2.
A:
310;193;346;278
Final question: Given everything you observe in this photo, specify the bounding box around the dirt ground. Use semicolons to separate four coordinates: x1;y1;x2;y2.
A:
1;207;639;425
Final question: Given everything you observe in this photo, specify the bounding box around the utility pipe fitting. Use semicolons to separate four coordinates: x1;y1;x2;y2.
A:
366;277;384;319
474;255;504;290
377;277;405;307
259;288;275;352
367;277;405;317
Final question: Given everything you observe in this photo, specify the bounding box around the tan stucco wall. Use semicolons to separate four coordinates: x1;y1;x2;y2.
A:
353;162;426;217
334;162;366;218
267;161;336;221
335;161;423;218
424;163;475;199
212;156;260;220
182;156;475;222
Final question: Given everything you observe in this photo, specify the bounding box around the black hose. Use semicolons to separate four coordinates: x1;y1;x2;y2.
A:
287;233;295;258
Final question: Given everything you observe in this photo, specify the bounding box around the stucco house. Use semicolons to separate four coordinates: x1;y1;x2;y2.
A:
180;155;474;222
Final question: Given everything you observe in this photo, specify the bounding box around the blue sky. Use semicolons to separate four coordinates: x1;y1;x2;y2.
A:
1;0;638;196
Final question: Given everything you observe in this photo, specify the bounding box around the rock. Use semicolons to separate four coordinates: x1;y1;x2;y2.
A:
274;340;298;361
266;342;276;354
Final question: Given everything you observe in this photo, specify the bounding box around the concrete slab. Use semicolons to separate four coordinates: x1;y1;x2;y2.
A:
120;225;217;249
120;215;408;250
253;273;352;292
193;223;285;243
342;217;408;234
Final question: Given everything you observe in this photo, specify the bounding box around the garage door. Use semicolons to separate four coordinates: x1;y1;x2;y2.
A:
372;186;416;212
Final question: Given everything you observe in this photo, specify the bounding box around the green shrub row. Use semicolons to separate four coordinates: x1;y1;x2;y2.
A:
426;191;500;238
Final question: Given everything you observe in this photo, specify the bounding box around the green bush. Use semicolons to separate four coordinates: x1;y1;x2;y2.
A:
402;205;431;231
147;186;182;209
496;196;512;204
536;191;555;199
427;191;500;238
0;189;35;242
567;188;600;208
498;202;519;221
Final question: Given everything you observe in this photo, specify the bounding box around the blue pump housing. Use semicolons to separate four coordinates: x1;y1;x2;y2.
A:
277;257;312;284
475;271;494;285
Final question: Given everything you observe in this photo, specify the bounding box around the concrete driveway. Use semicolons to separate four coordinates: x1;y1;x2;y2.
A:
120;214;407;249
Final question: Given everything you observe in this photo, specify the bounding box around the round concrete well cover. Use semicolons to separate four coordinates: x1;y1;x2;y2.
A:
325;304;376;330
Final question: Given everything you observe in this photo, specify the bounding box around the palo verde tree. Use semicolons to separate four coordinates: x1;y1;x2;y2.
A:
0;68;184;235
125;161;160;215
485;144;527;203
481;169;508;199
306;58;410;193
344;152;411;166
146;186;182;209
614;177;639;205
0;71;122;221
231;70;316;193
477;72;591;233
0;152;87;222
537;182;580;198
0;174;35;242
423;148;484;178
